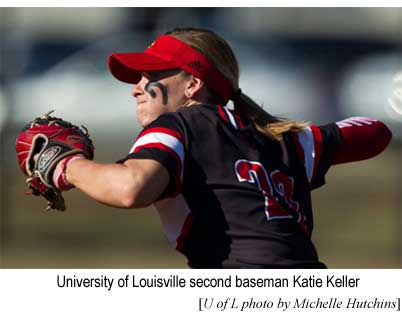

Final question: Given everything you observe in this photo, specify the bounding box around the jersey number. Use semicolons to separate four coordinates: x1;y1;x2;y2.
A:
234;159;302;222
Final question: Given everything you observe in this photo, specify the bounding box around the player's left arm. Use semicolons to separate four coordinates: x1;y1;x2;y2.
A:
332;117;392;165
293;117;392;189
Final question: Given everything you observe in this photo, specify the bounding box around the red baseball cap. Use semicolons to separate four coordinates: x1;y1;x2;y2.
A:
108;35;234;103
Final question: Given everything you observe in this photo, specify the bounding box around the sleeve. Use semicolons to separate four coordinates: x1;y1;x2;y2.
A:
333;117;392;165
292;117;392;190
117;113;186;199
292;122;342;190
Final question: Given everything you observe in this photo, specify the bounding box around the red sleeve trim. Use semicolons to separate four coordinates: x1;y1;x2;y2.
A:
233;112;245;129
291;132;305;162
133;142;182;195
310;125;323;186
333;119;392;165
137;127;184;142
217;105;229;122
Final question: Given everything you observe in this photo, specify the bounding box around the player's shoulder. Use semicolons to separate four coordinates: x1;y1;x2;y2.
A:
176;103;218;118
141;104;217;136
160;103;220;127
152;103;215;121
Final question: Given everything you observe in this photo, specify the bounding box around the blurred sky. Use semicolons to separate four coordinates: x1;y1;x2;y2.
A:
1;8;401;135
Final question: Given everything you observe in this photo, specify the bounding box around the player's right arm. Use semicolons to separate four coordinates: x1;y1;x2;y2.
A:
65;158;169;208
62;113;184;208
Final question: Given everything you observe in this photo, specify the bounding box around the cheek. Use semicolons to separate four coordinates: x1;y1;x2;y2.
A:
136;104;150;127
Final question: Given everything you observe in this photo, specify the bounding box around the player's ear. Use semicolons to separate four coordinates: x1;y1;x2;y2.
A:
184;75;205;99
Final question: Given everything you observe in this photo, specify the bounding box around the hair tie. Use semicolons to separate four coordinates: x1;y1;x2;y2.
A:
231;88;242;103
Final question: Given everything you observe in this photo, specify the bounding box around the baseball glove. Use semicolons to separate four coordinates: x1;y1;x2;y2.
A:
15;111;94;211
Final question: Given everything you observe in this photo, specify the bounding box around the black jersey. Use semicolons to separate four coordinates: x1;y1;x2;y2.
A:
119;104;342;268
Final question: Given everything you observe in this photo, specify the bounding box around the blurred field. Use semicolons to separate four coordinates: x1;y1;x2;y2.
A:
312;143;401;268
1;141;401;268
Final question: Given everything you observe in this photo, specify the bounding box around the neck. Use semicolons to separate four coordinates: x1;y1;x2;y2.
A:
184;99;204;107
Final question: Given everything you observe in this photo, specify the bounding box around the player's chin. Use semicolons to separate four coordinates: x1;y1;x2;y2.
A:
136;114;152;128
137;106;164;127
137;117;147;128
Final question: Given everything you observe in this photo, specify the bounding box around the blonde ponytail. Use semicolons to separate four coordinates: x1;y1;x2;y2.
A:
233;92;310;141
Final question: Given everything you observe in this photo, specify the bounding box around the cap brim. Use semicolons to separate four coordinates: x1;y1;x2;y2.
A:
108;53;178;84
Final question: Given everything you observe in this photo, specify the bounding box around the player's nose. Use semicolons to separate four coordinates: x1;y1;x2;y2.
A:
131;77;147;98
131;84;142;98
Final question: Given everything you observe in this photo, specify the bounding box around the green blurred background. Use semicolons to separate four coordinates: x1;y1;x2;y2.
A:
1;7;401;268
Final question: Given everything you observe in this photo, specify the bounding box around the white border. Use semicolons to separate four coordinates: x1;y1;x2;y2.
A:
1;269;402;313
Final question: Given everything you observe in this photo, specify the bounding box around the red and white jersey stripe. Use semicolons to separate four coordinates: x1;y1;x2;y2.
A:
293;125;323;185
217;105;244;129
130;127;184;156
129;127;185;185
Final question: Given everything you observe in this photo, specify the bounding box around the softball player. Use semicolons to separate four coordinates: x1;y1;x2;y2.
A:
51;27;392;268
